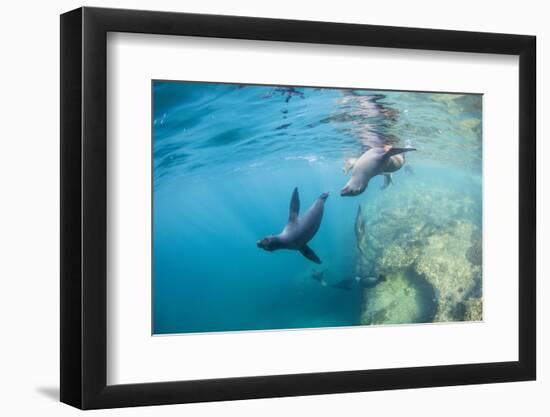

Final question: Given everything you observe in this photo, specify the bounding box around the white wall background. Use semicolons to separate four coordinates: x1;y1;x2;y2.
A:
0;0;545;415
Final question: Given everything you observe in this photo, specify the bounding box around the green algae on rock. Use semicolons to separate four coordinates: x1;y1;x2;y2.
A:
415;221;481;322
361;271;421;325
463;297;483;321
466;227;482;266
356;177;482;325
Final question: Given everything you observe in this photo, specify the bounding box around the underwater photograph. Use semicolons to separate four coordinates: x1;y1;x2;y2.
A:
152;80;483;335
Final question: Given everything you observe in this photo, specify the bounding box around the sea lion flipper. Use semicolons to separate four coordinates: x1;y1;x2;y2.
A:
289;187;300;222
354;205;366;254
384;147;416;159
342;158;356;175
381;174;393;190
300;245;321;264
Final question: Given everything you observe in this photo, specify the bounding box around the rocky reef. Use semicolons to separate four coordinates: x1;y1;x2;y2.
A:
356;175;483;325
361;271;419;325
361;267;437;325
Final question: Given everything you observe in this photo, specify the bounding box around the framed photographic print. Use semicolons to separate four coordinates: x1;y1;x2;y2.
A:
60;6;536;409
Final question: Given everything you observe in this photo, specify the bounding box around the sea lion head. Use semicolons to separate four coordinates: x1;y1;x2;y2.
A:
256;236;282;252
340;185;362;196
340;170;368;196
340;180;366;197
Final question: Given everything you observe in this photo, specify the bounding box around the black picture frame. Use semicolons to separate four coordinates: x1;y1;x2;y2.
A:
60;6;536;410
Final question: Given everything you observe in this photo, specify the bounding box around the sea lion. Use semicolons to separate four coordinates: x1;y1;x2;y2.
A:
355;274;386;288
257;187;329;264
318;275;385;291
354;205;366;255
311;269;328;286
266;87;305;102
342;158;357;175
380;150;409;189
330;278;355;290
341;145;416;196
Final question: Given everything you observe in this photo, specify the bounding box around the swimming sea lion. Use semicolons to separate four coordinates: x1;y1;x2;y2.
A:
330;278;355;290
355;274;386;288
318;274;385;291
354;205;366;255
257;187;329;264
380;150;409;189
342;158;357;175
311;269;328;286
266;87;305;102
341;145;416;196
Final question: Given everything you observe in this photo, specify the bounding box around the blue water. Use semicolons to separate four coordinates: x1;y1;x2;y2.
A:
152;81;482;334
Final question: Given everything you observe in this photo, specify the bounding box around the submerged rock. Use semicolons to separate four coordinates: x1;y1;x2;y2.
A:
463;297;483;321
361;271;420;325
415;221;481;322
466;228;482;266
356;178;483;325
